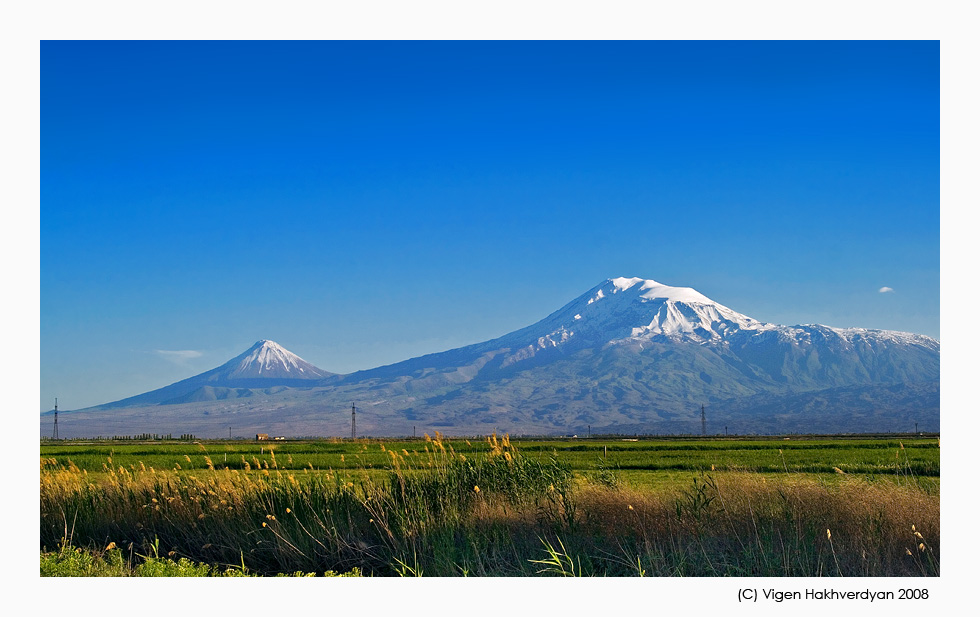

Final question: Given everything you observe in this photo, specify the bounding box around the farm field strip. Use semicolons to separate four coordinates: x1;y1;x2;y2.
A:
40;437;940;479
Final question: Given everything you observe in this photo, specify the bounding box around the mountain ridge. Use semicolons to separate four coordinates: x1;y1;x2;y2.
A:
43;277;940;437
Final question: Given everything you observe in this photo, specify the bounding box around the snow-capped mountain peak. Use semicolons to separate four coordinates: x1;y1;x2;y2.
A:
77;340;334;411
550;277;767;344
464;275;938;377
607;276;712;304
224;340;328;379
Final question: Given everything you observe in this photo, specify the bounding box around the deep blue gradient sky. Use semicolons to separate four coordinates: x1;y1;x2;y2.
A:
41;41;939;411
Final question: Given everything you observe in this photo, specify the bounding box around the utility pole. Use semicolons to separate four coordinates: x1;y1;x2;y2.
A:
52;398;59;440
351;402;356;440
701;404;706;437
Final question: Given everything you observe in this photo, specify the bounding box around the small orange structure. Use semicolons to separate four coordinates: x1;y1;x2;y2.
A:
256;433;269;441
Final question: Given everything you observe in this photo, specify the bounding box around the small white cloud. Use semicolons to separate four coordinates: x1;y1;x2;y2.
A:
879;287;895;293
154;349;204;364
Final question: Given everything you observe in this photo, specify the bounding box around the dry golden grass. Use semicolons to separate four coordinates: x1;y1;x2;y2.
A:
40;445;939;576
564;473;939;576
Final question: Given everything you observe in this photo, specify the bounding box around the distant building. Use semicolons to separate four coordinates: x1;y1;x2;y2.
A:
256;433;269;441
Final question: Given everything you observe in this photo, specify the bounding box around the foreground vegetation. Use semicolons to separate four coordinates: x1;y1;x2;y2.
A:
40;434;939;576
40;540;362;576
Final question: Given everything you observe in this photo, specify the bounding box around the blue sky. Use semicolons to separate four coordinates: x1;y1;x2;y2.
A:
40;41;939;411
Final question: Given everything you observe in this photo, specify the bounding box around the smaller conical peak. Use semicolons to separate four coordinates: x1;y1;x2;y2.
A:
227;340;328;379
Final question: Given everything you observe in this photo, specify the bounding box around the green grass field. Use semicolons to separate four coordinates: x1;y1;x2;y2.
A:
40;435;939;477
40;434;939;577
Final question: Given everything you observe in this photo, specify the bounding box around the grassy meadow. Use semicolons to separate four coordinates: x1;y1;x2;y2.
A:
40;434;939;577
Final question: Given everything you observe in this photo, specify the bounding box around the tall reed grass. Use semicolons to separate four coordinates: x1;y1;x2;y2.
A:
40;433;938;576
